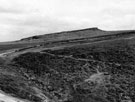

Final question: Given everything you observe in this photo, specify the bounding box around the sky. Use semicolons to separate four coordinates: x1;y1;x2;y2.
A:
0;0;135;42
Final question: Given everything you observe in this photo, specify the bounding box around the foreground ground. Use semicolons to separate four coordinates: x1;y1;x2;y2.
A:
0;28;135;102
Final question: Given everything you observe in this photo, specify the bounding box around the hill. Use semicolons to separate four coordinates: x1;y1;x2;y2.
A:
0;27;135;54
0;28;135;102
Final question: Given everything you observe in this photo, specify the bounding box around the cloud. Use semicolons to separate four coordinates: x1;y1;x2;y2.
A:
0;7;22;14
0;14;77;41
0;0;22;14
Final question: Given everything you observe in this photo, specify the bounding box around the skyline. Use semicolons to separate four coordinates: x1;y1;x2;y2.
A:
0;0;135;42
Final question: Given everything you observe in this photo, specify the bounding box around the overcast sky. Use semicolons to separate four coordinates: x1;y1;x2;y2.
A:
0;0;135;42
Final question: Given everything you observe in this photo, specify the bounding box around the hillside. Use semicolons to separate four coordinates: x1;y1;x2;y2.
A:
0;28;135;102
20;27;135;42
20;27;106;41
0;27;135;54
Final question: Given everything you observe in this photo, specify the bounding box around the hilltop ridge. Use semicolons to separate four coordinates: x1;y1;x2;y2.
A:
20;27;102;40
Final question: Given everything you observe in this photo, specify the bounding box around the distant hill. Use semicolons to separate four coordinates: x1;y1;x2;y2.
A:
0;27;135;55
20;27;103;41
20;27;135;42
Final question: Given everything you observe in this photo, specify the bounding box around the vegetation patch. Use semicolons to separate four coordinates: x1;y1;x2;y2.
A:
11;40;135;102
